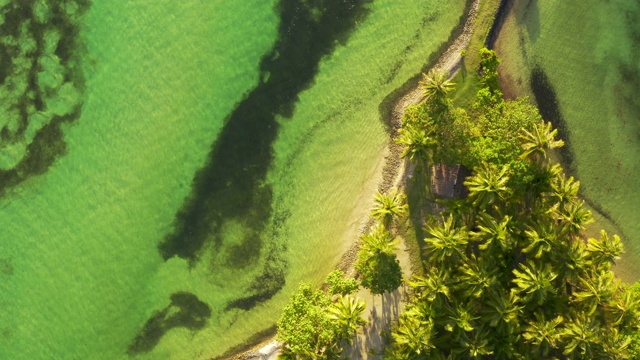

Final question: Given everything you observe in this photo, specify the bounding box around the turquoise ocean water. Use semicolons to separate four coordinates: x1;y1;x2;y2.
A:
0;0;468;358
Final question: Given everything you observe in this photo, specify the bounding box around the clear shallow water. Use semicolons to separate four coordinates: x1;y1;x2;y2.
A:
495;0;640;281
0;0;467;358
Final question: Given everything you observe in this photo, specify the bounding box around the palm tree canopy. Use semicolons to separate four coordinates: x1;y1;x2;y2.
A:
419;68;456;103
464;162;511;209
371;189;408;228
327;295;367;342
519;120;565;162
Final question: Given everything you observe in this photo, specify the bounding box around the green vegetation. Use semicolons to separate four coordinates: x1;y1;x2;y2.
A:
384;49;640;359
355;223;403;296
277;188;409;357
277;272;366;359
325;269;360;296
450;0;502;107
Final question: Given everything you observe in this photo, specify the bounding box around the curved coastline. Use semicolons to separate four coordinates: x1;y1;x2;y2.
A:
222;0;481;358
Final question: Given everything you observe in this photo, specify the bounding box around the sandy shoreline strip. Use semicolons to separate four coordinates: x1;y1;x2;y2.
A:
223;1;480;358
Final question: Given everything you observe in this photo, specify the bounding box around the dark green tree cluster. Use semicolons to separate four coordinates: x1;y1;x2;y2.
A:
277;189;408;358
277;270;366;359
355;189;407;295
386;49;640;359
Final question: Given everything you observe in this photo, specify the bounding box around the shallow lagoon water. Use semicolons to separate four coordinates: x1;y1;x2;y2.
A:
495;0;640;281
0;0;467;358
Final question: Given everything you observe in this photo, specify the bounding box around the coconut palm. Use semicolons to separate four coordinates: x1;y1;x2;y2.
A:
512;261;558;306
358;223;398;259
556;200;593;238
424;214;468;265
524;163;562;208
464;162;511;211
396;122;437;171
461;325;494;359
561;312;602;358
523;221;558;259
609;289;640;327
481;290;522;332
519;120;565;164
573;271;617;316
419;68;455;104
522;313;563;357
392;308;435;356
600;328;632;359
550;173;580;211
327;295;366;342
555;240;590;286
472;214;513;253
458;256;497;299
371;189;408;230
586;230;624;269
356;223;402;295
444;303;478;337
410;267;451;305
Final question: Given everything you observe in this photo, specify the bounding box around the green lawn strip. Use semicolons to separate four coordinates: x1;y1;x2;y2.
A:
450;0;502;108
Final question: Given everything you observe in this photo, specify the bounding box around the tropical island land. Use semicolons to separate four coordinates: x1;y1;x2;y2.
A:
0;1;638;359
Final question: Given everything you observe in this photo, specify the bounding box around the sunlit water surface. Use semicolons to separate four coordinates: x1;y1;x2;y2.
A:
0;0;468;358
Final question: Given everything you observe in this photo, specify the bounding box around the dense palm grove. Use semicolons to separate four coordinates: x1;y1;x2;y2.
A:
276;48;640;359
386;49;640;359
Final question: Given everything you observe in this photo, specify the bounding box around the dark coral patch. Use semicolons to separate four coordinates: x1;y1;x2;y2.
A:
127;292;211;355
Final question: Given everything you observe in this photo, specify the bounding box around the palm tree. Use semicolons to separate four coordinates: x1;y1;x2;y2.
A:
522;313;563;357
461;325;494;359
356;223;403;295
472;214;513;254
396;122;437;170
609;289;640;327
512;261;558;306
586;230;624;269
550;173;580;211
464;162;511;211
459;256;497;299
573;271;617;316
371;189;408;230
410;267;451;305
555;200;593;238
419;68;455;104
561;312;602;358
523;221;557;259
424;214;469;265
358;223;398;259
519;121;565;164
482;290;522;333
327;295;367;343
555;240;590;286
392;308;435;356
600;328;632;359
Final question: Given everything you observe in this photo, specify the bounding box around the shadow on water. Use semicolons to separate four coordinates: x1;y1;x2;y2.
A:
127;292;211;355
0;1;89;196
530;65;574;169
530;65;628;237
156;0;372;312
